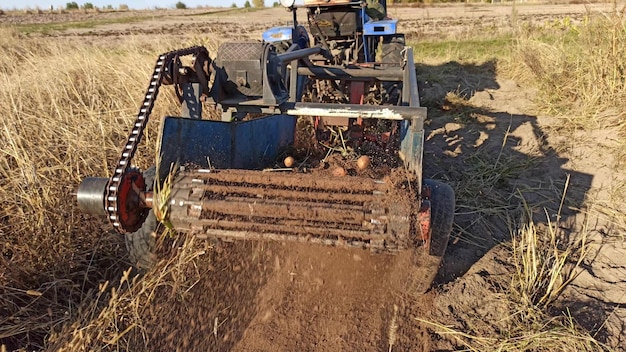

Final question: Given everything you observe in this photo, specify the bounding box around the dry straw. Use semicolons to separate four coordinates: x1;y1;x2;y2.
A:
517;8;626;133
418;181;607;352
46;235;206;351
0;26;212;348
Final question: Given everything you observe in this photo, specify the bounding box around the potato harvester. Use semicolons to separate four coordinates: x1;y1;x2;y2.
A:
76;0;454;292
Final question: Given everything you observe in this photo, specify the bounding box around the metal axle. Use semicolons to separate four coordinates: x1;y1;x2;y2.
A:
76;177;108;215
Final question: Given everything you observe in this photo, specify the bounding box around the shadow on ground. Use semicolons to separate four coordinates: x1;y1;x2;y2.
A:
417;60;593;283
415;60;621;348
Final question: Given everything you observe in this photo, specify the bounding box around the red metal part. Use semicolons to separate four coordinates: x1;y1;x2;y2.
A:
315;81;367;130
117;170;148;233
349;81;365;105
348;81;366;140
418;185;432;246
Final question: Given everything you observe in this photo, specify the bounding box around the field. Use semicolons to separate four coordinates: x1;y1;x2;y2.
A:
1;2;626;351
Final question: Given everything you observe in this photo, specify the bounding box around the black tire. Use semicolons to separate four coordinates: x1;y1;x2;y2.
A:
125;166;158;271
381;35;405;105
424;179;455;257
381;35;405;67
402;179;455;295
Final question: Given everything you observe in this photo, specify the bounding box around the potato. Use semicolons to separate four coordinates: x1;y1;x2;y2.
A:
356;155;371;170
332;167;347;177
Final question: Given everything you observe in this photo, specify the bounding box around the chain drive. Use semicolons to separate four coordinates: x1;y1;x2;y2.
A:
104;46;208;233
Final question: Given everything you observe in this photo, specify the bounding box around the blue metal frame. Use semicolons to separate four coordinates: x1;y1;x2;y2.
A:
361;1;397;62
157;114;296;181
363;19;398;36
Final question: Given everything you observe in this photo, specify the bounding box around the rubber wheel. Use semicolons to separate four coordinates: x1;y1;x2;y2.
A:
381;35;405;105
381;35;405;67
125;166;159;271
403;179;455;295
424;179;455;258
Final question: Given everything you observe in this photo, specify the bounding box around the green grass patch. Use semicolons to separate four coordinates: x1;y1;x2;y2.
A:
409;35;513;64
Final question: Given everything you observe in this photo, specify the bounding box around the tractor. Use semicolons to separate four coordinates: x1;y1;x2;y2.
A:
76;0;455;293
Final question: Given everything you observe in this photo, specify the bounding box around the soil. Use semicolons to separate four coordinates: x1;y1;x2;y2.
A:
3;2;625;351
131;241;432;351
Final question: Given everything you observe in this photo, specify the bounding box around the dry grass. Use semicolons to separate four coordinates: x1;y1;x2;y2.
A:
152;156;178;229
46;234;205;351
511;177;590;311
0;27;215;349
419;187;606;351
422;96;606;351
419;313;606;352
516;7;626;133
511;214;576;308
433;92;539;249
416;10;626;344
512;6;626;304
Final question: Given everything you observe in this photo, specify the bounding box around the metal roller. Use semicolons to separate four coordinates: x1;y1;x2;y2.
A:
166;169;416;252
76;177;108;215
